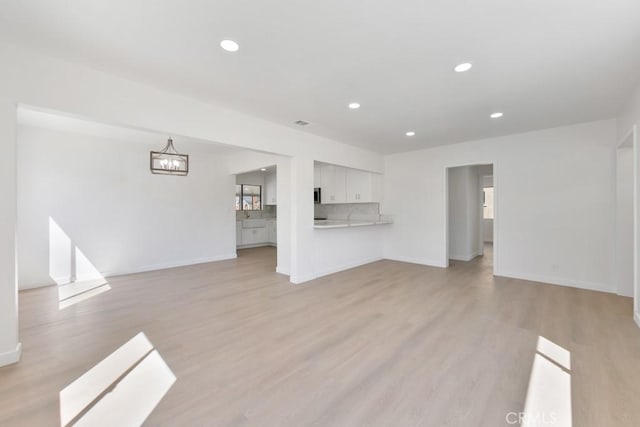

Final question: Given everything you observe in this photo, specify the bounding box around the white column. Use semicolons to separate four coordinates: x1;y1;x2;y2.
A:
633;126;640;327
289;157;315;283
0;99;20;366
275;157;291;275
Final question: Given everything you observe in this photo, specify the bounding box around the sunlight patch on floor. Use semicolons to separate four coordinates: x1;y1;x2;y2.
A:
59;332;176;426
522;336;572;427
58;280;111;310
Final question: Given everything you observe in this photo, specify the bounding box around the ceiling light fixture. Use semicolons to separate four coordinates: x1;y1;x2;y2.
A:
220;39;239;52
490;112;504;119
260;168;267;171
405;131;416;137
348;102;361;110
454;62;473;72
150;137;189;176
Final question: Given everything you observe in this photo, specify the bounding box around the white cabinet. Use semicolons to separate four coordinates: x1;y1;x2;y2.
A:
371;172;383;203
238;218;275;247
316;162;383;204
242;227;268;245
314;164;322;188
267;219;277;244
265;172;277;205
346;168;372;203
320;164;346;204
236;221;242;245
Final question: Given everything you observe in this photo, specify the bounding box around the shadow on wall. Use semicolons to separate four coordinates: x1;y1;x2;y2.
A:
49;217;110;310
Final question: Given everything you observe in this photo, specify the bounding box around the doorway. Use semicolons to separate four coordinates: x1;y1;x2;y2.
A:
235;165;278;271
446;164;495;272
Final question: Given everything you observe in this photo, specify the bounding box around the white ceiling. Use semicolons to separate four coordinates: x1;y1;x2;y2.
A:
2;0;640;154
18;107;240;153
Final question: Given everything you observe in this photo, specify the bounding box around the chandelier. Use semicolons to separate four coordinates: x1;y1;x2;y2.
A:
150;138;189;176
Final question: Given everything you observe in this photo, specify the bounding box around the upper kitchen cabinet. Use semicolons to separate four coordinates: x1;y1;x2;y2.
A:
320;163;346;204
315;161;383;204
265;171;277;205
346;168;372;203
371;172;383;203
314;164;322;188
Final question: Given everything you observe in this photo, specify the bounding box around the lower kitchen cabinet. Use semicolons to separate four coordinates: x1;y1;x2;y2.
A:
267;219;277;244
241;227;268;245
237;219;277;247
236;221;242;245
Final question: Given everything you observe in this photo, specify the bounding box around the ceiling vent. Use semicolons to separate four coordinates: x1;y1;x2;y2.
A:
294;120;310;126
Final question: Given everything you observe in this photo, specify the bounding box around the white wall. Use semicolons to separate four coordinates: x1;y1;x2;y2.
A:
448;166;481;261
17;125;237;289
384;119;618;293
616;146;634;297
312;227;386;280
617;81;640;323
236;171;266;187
617;83;640;141
483;219;494;244
0;99;19;366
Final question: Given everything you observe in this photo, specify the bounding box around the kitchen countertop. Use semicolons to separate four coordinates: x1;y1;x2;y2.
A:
313;218;393;229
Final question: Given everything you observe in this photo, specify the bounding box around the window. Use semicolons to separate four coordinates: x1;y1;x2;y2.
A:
235;184;262;211
483;187;494;219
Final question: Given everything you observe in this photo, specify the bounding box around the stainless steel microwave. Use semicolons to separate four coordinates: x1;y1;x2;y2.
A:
314;188;321;204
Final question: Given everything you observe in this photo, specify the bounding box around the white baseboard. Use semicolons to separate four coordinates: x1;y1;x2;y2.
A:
236;243;276;249
290;256;384;284
635;312;640;329
19;281;56;290
616;288;634;298
19;253;239;290
103;253;239;278
290;273;316;285
0;342;21;367
383;255;448;268
275;266;289;276
449;252;481;262
494;269;614;294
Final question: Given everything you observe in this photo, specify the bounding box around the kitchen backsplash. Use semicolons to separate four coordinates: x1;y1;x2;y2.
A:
236;204;277;220
314;203;380;219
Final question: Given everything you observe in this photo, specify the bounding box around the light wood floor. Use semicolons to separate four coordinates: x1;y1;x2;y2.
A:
1;246;639;426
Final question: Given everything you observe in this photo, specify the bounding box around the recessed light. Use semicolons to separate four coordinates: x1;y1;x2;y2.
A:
348;102;361;109
260;168;267;171
220;39;239;52
454;62;473;72
490;112;504;119
405;131;416;137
